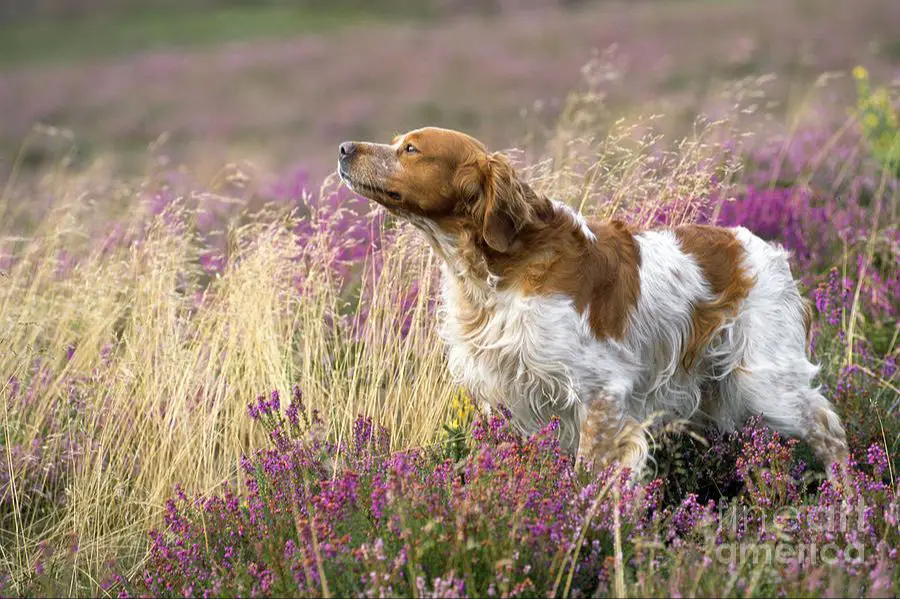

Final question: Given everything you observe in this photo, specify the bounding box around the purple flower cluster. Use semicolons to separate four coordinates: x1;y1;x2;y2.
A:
734;417;803;509
1;362;96;530
110;397;898;598
247;390;281;420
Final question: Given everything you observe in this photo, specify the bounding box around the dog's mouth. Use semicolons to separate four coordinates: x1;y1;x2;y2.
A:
339;167;401;203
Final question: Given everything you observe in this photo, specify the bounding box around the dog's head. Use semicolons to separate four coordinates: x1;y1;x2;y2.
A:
338;126;546;253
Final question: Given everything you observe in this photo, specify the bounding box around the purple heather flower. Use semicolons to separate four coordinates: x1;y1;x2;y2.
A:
866;444;889;477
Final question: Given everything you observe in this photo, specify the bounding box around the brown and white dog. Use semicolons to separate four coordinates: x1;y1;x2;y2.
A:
337;126;849;478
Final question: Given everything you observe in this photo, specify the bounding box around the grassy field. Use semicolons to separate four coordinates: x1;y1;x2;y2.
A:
1;1;898;597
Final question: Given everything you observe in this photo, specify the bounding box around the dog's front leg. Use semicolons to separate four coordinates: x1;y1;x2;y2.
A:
576;393;649;480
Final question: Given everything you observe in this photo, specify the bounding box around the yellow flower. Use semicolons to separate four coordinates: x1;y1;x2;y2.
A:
853;66;868;80
864;112;880;129
449;388;475;429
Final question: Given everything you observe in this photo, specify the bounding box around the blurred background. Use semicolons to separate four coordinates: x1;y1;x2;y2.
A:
1;0;898;184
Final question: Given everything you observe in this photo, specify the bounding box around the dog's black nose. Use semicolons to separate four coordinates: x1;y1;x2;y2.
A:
339;141;356;158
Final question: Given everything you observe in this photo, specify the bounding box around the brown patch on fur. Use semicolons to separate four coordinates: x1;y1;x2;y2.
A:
457;149;641;340
496;216;641;340
674;225;754;370
426;140;642;341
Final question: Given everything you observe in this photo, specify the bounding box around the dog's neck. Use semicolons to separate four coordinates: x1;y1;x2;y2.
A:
408;197;598;309
406;214;496;307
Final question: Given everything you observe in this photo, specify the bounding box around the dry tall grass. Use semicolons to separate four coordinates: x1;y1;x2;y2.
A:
0;173;462;588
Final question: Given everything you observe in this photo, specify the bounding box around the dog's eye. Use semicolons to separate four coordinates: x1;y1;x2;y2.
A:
405;143;419;154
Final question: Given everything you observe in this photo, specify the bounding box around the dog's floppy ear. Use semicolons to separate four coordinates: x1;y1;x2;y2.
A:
455;152;536;253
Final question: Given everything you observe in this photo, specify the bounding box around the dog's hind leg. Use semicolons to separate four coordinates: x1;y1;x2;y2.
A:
721;361;849;479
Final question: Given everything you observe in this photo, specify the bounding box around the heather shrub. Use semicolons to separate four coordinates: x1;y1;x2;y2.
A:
123;396;610;597
97;395;896;598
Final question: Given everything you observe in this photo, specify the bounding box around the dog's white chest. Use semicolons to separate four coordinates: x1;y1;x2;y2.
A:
437;269;632;450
